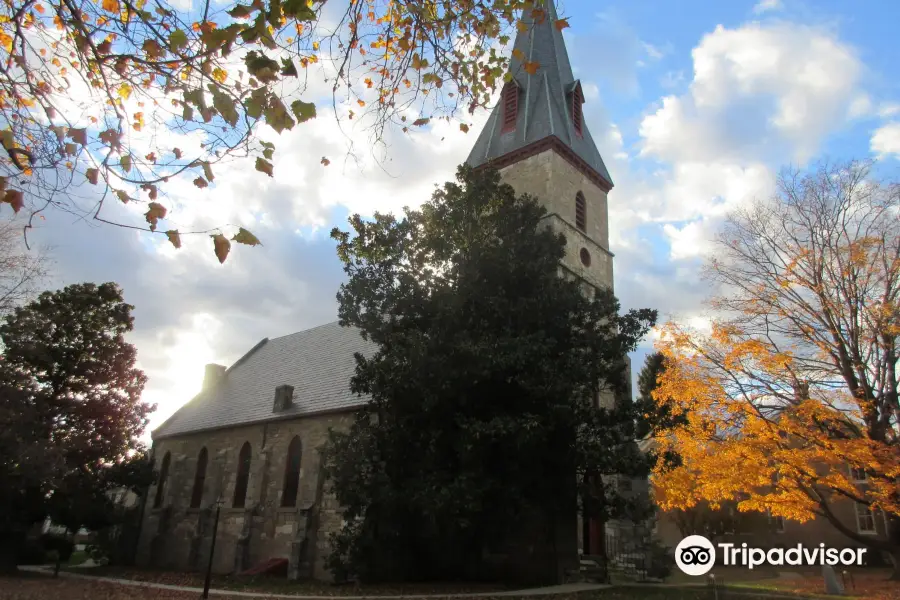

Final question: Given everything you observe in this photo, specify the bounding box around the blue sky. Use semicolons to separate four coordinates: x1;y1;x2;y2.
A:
24;0;900;433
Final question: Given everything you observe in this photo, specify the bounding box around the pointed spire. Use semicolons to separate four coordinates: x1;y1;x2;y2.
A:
465;1;613;190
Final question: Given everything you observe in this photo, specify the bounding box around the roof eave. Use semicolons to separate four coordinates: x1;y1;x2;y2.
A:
473;135;613;193
151;401;370;441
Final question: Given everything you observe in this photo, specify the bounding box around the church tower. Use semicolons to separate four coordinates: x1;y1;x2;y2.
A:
466;0;615;297
465;1;632;574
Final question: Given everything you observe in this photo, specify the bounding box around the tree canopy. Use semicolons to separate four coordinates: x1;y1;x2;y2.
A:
0;281;153;570
634;351;686;441
0;0;569;262
324;165;656;582
650;160;900;576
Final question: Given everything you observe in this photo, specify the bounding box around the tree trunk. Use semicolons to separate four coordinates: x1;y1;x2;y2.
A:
888;550;900;581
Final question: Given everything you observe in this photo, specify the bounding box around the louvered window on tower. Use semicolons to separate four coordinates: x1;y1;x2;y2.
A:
501;82;518;133
575;191;586;231
572;85;584;137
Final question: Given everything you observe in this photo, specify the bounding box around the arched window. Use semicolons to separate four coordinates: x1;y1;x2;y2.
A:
575;192;586;231
281;436;302;507
190;447;208;508
153;452;171;509
233;442;252;508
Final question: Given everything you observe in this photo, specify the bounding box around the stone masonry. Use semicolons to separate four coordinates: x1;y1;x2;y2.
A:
137;411;354;580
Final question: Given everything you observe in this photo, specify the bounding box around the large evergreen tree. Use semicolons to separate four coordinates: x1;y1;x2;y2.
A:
634;352;687;440
0;282;154;570
324;166;656;583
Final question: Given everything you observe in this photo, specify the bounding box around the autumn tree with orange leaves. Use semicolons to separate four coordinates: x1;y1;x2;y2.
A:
0;0;569;262
652;160;900;577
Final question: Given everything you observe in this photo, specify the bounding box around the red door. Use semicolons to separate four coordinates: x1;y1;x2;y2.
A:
589;518;603;557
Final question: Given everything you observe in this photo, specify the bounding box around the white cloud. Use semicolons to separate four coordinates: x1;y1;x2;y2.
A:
753;0;784;14
871;122;900;159
643;42;666;60
640;23;862;164
878;102;900;118
847;94;873;119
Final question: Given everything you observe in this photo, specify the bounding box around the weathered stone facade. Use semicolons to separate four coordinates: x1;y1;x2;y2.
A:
137;411;355;580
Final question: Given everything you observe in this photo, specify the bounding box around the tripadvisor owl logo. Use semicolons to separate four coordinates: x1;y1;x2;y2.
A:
675;535;716;576
674;534;868;576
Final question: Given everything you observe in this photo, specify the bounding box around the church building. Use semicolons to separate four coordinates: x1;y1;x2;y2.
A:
136;1;622;583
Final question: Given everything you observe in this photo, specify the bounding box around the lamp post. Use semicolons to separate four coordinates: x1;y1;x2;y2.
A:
201;497;224;599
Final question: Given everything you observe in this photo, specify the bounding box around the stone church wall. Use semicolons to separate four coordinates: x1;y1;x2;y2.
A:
137;410;355;581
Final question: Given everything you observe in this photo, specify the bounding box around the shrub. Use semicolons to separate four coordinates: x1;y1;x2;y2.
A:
40;533;74;562
17;538;48;565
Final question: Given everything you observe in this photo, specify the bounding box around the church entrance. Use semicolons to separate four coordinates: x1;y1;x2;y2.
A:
581;475;605;557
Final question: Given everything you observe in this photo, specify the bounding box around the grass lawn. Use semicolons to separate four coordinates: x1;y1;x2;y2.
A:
44;564;900;600
59;565;512;595
722;567;899;600
65;551;90;567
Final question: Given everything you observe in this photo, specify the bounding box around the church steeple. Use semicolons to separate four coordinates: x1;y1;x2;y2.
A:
466;1;613;191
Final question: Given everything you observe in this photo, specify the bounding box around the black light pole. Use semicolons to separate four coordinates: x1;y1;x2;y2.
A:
201;498;224;599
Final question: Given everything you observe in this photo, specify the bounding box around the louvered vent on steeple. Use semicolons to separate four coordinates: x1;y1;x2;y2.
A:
501;82;519;133
465;0;613;191
571;82;584;138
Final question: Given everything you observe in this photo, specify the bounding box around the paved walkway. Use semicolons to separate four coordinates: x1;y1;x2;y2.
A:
18;567;610;599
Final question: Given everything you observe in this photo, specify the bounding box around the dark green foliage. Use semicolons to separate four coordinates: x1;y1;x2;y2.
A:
87;504;144;566
0;282;154;569
642;537;674;580
325;166;657;582
16;537;50;566
634;352;686;440
40;533;75;563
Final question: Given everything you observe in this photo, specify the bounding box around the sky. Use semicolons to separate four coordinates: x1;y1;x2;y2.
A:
19;0;900;436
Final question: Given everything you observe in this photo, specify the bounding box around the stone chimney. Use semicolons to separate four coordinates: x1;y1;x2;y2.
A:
273;384;294;412
203;364;226;391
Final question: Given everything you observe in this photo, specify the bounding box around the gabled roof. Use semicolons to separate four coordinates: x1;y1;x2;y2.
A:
466;1;613;189
152;322;375;440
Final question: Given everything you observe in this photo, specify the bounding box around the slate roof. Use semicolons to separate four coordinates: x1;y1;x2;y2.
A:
152;322;375;440
466;1;613;187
